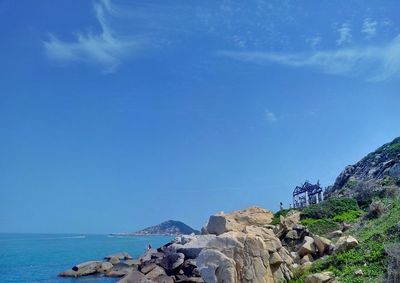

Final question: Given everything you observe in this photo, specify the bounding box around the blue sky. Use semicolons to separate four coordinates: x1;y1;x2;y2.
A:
1;0;400;234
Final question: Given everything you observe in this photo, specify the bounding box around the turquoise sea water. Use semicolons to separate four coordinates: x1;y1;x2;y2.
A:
0;234;173;283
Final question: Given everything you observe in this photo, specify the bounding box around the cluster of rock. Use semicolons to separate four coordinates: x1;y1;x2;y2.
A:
275;210;359;271
59;207;360;283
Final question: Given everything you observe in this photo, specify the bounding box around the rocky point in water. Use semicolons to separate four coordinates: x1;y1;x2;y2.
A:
112;220;200;236
60;206;353;282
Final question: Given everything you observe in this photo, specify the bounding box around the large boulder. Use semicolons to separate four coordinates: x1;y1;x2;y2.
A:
280;211;301;230
173;235;216;259
205;206;273;236
118;270;147;283
145;265;167;279
297;236;316;257
197;249;237;283
58;261;101;277
97;262;113;273
198;230;292;283
334;235;358;253
313;235;331;256
159;253;185;271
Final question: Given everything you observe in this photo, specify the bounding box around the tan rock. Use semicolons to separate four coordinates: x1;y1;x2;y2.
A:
329;230;343;239
205;206;273;236
97;262;113;273
58;261;101;277
280;211;301;230
269;252;283;265
334;235;358;253
297;236;316;257
109;256;120;265
300;254;313;265
305;272;334;283
313;235;331;256
145;266;166;279
141;263;158;274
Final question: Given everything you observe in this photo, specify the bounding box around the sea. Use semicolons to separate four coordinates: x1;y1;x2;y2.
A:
0;233;174;283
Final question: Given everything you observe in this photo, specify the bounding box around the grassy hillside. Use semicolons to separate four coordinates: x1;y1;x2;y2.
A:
290;194;400;283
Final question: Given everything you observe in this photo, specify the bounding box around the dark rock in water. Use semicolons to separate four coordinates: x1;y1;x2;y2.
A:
132;220;200;236
325;137;400;199
159;252;185;271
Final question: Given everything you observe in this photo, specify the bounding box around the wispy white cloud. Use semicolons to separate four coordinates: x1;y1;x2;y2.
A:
362;18;377;40
336;23;352;46
220;35;400;82
43;0;137;73
306;36;321;49
265;110;277;123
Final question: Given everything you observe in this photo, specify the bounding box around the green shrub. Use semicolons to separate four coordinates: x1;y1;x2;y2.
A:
345;179;358;189
367;200;387;219
300;218;339;235
380;176;396;187
332;210;363;223
301;197;359;219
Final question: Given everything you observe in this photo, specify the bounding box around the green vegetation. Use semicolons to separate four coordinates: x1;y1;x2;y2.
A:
300;218;339;235
291;240;386;283
302;197;359;220
375;137;400;155
300;197;362;235
332;209;363;223
291;197;400;283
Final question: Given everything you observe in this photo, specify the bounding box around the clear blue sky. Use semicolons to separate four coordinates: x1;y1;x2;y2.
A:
1;0;400;234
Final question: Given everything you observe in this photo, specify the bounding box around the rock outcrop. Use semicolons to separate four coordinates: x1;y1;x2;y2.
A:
58;207;351;283
325;136;400;199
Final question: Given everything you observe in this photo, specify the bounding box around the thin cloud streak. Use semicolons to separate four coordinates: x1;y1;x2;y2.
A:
336;23;352;46
220;35;400;82
362;18;377;40
43;0;137;73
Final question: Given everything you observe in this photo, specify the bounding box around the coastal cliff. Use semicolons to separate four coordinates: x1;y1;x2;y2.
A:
325;136;400;201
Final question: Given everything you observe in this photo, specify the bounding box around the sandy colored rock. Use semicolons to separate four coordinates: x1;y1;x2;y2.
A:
280;211;301;230
197;249;237;283
59;261;101;277
145;265;166;279
313;235;331;256
109;256;120;265
141;263;158;274
298;236;316;257
205;206;273;236
305;272;334;283
334;235;358;253
97;262;113;273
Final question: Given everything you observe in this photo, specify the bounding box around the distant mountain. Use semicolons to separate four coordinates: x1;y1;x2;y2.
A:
325;136;400;199
132;220;199;236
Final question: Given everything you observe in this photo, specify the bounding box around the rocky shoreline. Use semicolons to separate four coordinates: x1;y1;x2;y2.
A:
59;206;358;283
